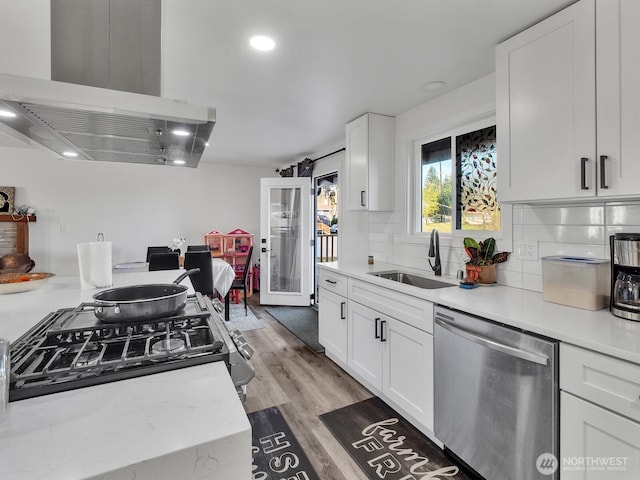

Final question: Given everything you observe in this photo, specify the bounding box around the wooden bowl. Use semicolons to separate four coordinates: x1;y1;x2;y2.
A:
0;272;55;294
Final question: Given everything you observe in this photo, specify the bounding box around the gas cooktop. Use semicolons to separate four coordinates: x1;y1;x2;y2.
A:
9;294;235;401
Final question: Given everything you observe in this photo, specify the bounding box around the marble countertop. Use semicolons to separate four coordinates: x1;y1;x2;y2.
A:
320;261;640;365
0;270;251;480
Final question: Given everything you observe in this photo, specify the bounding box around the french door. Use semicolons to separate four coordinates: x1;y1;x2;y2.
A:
259;177;312;306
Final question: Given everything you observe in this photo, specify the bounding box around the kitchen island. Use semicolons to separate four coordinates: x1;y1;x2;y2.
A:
0;271;251;480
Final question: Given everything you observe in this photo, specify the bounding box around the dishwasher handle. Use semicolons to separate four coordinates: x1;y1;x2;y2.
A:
435;316;549;366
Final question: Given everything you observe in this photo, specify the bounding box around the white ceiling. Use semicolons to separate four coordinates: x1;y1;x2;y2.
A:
161;0;576;169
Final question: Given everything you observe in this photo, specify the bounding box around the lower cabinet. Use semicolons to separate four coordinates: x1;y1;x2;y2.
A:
561;392;640;480
560;343;640;479
318;288;348;365
348;301;434;430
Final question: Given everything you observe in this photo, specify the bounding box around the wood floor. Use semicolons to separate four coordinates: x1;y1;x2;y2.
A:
243;293;374;480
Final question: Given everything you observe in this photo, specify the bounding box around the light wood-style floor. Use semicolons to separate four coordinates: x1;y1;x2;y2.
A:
243;293;374;480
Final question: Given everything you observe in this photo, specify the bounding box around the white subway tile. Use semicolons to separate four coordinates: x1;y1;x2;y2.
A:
523;273;543;292
522;225;604;244
606;203;640;225
522;205;604;226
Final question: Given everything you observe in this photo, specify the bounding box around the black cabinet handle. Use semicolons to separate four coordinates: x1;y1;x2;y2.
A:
600;155;609;189
340;302;346;320
325;279;337;285
374;317;380;339
580;157;589;190
360;190;366;207
380;320;387;342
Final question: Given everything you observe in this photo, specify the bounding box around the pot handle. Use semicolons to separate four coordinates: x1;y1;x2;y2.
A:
174;268;200;284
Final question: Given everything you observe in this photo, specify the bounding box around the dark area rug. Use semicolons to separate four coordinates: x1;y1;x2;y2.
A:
265;306;325;353
319;397;473;480
247;406;320;480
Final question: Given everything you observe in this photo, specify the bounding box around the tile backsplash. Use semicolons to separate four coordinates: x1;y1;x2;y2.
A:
368;201;640;292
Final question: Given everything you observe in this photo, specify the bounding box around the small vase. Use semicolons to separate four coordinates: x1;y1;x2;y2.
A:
477;264;496;284
465;264;496;284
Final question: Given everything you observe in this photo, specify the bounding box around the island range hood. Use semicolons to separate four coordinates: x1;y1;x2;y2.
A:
0;72;216;168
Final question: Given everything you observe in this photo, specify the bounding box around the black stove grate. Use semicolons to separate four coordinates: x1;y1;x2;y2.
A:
9;294;229;401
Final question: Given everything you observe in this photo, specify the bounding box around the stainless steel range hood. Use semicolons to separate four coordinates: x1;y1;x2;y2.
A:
0;73;216;168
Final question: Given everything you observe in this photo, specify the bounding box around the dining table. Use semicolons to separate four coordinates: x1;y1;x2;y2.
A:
113;258;236;320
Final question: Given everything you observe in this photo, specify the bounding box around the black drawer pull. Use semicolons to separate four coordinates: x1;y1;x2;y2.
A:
340;302;346;320
374;317;381;339
380;320;387;342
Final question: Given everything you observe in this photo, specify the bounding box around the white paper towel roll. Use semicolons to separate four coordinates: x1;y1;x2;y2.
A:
77;241;112;289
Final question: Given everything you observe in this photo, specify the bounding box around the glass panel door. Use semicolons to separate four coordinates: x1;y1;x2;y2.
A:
260;177;312;306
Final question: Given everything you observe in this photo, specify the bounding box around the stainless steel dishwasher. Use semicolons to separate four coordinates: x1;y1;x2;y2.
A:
434;306;559;480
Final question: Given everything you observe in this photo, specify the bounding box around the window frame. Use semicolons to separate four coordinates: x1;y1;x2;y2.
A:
405;113;512;250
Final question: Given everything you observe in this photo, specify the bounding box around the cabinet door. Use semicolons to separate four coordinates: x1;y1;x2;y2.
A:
596;0;640;197
496;0;596;202
348;302;383;390
345;114;369;211
318;288;348;365
382;318;434;430
561;392;640;480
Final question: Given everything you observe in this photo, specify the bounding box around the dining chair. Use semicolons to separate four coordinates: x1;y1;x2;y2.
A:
186;245;210;252
148;252;180;271
184;251;214;297
228;246;253;316
146;246;172;262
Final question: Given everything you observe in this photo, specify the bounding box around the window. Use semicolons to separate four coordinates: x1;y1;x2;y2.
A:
415;121;502;237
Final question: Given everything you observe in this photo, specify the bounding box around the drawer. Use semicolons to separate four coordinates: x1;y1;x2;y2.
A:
318;269;348;297
348;278;433;334
560;343;640;423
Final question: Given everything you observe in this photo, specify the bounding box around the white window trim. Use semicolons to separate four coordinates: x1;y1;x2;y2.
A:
399;111;513;254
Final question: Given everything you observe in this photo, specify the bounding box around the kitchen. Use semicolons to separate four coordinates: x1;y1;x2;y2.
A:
2;1;640;479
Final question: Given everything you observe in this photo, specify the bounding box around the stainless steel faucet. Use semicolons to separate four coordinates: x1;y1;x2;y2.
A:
428;229;442;276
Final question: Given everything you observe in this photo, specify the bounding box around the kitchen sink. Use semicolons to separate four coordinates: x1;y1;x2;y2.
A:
369;270;454;289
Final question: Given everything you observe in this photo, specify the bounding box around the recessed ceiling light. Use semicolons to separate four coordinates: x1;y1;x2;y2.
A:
205;142;209;147
250;35;275;51
62;151;78;158
172;129;191;136
0;109;16;118
172;159;186;165
423;81;447;91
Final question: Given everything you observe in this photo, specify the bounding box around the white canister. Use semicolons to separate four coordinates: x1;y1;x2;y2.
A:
0;337;9;422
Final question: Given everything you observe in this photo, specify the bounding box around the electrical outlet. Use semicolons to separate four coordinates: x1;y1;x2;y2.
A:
516;241;538;260
59;223;68;233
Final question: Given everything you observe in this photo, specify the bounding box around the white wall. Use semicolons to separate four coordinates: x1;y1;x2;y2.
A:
3;146;274;274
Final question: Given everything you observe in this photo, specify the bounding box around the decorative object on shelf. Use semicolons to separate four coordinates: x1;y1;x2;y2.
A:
13;205;35;216
463;237;510;284
0;187;15;214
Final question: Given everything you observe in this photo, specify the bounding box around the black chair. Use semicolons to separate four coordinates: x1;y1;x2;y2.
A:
184;251;214;296
228;246;253;316
186;245;210;252
148;252;180;271
146;246;172;262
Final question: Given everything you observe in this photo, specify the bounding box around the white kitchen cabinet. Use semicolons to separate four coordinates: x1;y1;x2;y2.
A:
345;113;394;211
561;392;640;480
318;288;348;366
348;300;434;430
595;0;640;197
496;0;596;202
382;316;433;428
498;0;640;202
348;301;383;390
560;343;640;479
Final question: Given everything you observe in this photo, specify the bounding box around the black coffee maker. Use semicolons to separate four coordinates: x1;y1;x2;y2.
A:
610;233;640;321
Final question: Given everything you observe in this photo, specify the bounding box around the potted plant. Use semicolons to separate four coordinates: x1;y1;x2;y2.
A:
463;237;510;284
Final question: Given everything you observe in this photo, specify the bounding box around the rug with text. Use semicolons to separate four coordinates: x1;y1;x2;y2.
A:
319;397;472;480
247;406;320;480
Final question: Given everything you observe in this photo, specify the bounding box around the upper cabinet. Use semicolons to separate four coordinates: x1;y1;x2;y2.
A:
345;113;395;211
497;0;640;202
